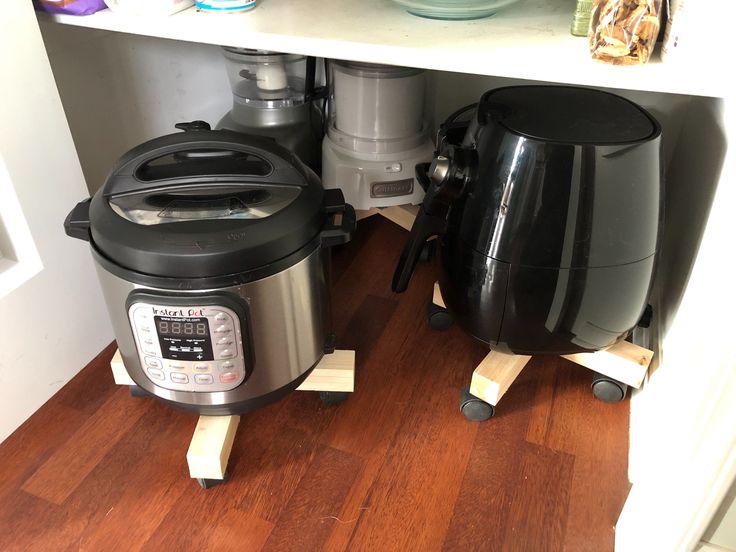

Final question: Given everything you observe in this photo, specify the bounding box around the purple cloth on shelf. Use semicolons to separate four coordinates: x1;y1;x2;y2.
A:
33;0;107;15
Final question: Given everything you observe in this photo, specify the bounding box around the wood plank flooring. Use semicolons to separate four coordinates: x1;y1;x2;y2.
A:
0;216;630;551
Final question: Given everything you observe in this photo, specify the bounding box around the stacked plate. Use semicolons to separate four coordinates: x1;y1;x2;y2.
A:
391;0;521;20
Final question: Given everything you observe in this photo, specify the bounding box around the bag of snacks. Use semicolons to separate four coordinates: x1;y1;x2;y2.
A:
33;0;107;15
589;0;662;65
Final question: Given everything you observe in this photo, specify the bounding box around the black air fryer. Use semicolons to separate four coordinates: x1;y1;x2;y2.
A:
394;86;662;355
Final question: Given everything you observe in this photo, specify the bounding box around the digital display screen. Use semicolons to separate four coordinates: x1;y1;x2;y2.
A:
154;315;213;361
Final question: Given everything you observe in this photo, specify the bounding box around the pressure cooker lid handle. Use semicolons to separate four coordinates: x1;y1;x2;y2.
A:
103;121;307;197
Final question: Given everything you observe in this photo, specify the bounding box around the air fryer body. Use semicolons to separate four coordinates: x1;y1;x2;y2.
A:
438;88;663;355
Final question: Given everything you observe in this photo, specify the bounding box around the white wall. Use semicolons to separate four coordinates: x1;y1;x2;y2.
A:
0;2;113;442
39;22;231;194
702;477;736;550
617;98;736;551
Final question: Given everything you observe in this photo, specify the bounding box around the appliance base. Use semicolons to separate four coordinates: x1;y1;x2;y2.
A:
110;348;355;487
430;282;654;419
322;136;432;211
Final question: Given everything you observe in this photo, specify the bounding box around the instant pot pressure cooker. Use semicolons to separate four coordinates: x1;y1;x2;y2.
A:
393;86;663;355
65;121;355;415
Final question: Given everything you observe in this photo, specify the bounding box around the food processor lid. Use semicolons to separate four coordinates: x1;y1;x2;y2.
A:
223;47;307;107
89;124;326;279
480;86;660;144
222;47;305;64
331;60;424;79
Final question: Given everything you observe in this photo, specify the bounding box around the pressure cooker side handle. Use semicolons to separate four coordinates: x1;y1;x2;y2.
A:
64;199;91;242
320;188;356;248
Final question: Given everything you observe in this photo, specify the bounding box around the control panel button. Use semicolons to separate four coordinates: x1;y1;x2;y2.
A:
171;373;189;384
144;357;162;369
194;374;214;385
215;312;228;322
217;337;233;346
168;364;186;370
143;338;154;346
147;368;165;381
140;325;151;332
220;361;234;371
194;364;210;372
219;372;239;384
214;325;232;334
143;347;158;356
219;349;235;359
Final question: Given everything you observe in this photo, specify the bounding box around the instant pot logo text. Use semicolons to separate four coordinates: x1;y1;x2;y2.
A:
152;307;205;317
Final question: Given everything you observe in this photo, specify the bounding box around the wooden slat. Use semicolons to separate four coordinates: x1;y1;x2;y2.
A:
433;281;445;308
377;204;419;231
470;351;533;406
562;340;654;388
111;349;354;393
186;415;240;480
296;350;355;392
355;208;380;221
110;349;135;386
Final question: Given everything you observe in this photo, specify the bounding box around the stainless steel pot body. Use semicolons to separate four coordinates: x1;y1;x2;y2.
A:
94;244;330;415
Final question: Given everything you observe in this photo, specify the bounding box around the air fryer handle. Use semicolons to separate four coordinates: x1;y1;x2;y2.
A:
392;148;472;293
320;188;356;248
64;199;91;242
391;207;447;293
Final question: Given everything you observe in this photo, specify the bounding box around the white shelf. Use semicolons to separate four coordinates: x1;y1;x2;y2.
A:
39;0;724;98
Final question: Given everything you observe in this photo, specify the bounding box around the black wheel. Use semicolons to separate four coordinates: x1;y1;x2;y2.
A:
419;240;436;262
128;385;148;398
591;372;629;403
459;385;494;421
197;471;228;489
637;304;653;328
320;391;350;406
427;302;453;331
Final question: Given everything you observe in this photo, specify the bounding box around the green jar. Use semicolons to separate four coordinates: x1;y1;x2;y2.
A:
571;0;593;36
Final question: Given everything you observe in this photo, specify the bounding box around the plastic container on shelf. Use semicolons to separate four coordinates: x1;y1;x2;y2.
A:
103;0;193;15
570;0;593;36
390;0;521;20
195;0;255;12
34;0;107;15
589;0;662;65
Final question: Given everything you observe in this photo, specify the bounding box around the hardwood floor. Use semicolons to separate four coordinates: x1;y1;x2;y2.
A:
0;216;630;551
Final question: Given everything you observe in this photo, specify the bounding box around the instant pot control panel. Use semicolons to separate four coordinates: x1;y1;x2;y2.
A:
126;292;252;393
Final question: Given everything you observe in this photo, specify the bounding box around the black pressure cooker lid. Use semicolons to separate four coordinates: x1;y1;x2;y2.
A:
479;86;658;144
88;122;325;279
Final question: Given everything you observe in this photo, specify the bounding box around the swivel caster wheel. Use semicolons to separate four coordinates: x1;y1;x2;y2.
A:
427;302;453;331
320;391;350;406
591;372;629;403
196;471;228;489
128;385;149;398
459;385;494;421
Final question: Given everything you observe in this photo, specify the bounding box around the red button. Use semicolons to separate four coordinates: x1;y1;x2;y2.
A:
219;371;238;384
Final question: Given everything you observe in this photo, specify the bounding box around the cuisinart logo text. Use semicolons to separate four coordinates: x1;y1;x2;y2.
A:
152;307;205;317
371;179;413;198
